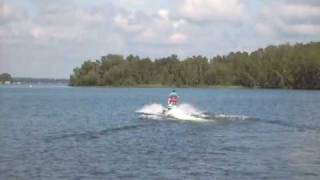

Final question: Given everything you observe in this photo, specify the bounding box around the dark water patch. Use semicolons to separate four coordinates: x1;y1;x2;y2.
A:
207;114;258;124
218;145;251;153
261;119;320;133
44;124;148;143
302;172;319;177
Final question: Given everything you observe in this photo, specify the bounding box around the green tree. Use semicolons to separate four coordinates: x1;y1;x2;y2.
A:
0;73;12;83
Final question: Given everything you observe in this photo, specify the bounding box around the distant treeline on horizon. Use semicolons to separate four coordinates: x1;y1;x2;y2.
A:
69;42;320;89
13;77;69;84
0;74;69;84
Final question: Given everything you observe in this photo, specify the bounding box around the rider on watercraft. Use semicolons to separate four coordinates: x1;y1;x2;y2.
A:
168;89;179;106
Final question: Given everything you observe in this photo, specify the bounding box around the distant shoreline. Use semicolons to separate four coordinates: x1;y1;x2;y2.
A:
2;84;320;90
68;84;320;90
69;84;283;90
68;83;246;88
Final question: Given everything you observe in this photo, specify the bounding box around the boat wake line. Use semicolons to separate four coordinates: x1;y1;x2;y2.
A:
136;103;254;122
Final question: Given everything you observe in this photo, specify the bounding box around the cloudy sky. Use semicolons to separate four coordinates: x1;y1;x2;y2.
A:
1;0;320;78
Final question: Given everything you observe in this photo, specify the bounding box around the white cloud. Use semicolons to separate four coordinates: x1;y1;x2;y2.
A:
113;14;143;32
0;3;10;15
169;33;188;44
256;1;320;36
0;3;26;24
112;9;190;45
255;23;275;36
285;24;320;35
139;28;156;40
279;4;320;19
0;2;108;44
157;9;169;20
30;26;44;39
180;0;247;22
172;19;186;30
29;26;84;42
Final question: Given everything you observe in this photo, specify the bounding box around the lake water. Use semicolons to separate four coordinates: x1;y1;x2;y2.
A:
0;85;320;179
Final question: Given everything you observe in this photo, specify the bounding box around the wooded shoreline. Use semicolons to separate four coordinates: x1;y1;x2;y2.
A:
69;42;320;89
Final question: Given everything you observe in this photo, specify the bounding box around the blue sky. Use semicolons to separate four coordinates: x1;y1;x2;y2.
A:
1;0;320;78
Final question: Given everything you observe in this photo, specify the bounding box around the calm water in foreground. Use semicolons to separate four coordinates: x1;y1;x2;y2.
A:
0;85;320;179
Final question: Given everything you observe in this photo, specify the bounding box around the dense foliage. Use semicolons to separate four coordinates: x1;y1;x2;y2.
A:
70;42;320;89
0;73;12;83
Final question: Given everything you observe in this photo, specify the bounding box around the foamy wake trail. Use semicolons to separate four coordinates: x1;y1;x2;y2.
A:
136;103;255;122
214;114;250;120
165;104;208;121
136;103;208;121
135;103;165;120
136;103;165;115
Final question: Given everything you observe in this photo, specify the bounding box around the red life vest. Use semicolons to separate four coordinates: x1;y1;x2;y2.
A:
169;97;177;105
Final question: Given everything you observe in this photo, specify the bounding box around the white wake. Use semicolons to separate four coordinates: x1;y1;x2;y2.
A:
136;103;208;122
136;103;255;123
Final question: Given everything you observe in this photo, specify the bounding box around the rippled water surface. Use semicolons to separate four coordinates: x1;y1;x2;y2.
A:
0;85;320;179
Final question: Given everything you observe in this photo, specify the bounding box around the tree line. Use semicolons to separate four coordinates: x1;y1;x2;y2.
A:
69;42;320;89
0;73;12;83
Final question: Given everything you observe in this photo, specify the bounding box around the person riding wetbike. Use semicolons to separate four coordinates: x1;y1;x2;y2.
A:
167;90;179;109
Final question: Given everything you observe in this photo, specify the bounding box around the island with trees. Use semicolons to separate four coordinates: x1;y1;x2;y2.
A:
69;42;320;89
